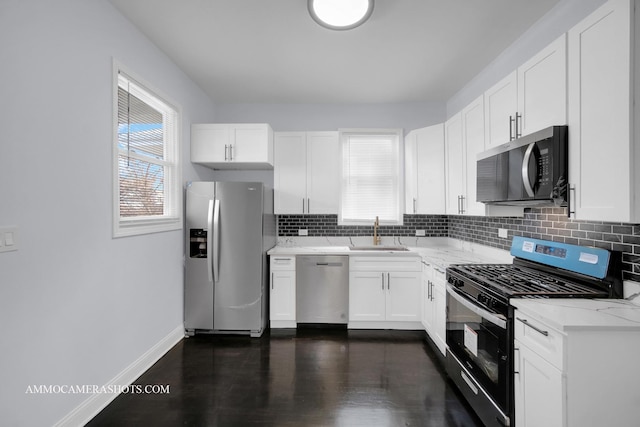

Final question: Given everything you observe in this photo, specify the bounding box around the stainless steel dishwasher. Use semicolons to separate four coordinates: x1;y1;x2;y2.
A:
296;255;349;324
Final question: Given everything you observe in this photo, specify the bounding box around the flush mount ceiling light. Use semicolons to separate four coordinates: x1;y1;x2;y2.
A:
308;0;374;31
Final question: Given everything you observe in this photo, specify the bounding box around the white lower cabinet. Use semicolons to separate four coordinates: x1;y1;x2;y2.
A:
512;300;640;427
514;338;563;427
349;256;422;329
422;261;447;355
269;256;296;328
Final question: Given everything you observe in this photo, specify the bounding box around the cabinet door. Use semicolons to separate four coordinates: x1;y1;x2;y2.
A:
568;0;633;222
445;112;465;214
421;265;433;330
274;132;307;214
307;132;339;214
232;124;272;163
461;95;486;216
514;340;564;427
415;124;446;214
191;124;230;163
349;271;386;321
386;272;421;322
404;131;418;214
517;34;567;137
270;270;296;322
484;71;518;148
431;268;447;355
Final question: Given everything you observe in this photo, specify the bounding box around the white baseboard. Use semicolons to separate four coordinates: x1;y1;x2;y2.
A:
53;324;184;427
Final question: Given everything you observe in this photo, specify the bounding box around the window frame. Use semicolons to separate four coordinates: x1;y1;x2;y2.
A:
112;61;182;238
338;128;404;226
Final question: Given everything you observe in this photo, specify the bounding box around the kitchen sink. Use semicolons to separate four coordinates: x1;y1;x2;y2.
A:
349;246;410;251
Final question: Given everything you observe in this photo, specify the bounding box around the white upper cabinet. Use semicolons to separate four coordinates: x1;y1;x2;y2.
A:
274;132;307;214
484;34;567;149
568;0;639;222
484;71;518;148
445;112;465;215
405;124;446;214
306;132;340;214
461;95;486;216
274;131;339;214
191;123;274;169
517;34;567;137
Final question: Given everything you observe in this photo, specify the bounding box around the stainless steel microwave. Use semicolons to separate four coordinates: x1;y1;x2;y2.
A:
476;125;568;206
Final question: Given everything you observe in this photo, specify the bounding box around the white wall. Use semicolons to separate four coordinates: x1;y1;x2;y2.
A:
446;0;607;116
214;101;446;133
0;1;216;425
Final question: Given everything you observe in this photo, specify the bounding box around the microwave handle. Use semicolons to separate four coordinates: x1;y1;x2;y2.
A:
522;142;537;198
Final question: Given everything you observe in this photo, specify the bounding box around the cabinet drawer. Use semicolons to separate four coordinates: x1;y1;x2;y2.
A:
270;256;296;271
350;256;422;272
513;311;564;370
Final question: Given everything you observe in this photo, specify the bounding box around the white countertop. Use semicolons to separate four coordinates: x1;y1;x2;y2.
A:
268;237;513;269
511;299;640;332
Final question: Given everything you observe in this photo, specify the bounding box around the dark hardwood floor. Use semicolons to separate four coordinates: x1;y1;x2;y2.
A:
87;328;482;427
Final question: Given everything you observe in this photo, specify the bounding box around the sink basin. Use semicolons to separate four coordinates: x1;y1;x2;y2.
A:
349;246;410;251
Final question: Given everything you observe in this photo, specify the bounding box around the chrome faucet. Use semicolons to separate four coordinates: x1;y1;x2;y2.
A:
373;216;381;246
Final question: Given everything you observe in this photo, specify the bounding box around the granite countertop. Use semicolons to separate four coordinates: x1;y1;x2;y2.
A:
511;299;640;332
267;237;513;269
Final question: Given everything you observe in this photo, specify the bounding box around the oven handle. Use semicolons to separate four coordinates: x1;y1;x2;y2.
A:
446;285;507;329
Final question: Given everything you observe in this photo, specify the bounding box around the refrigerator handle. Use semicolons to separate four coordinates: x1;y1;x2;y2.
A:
212;199;220;283
206;199;214;283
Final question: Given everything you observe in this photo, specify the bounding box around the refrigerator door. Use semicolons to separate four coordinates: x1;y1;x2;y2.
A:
184;181;216;331
213;182;265;332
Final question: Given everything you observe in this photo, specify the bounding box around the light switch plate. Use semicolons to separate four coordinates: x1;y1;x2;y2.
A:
415;230;426;237
498;228;508;239
298;229;308;236
0;226;18;253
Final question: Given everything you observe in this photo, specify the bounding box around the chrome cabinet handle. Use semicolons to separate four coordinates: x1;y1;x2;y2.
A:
460;195;465;214
515;112;522;138
413;198;417;214
271;272;274;290
381;273;385;290
514;347;520;375
509;115;515;141
224;144;228;161
387;273;390;290
568;184;576;218
516;317;549;336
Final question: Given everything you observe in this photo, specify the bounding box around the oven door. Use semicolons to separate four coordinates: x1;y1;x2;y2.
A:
446;285;511;421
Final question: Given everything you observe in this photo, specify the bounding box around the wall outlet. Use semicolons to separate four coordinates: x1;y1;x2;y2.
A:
298;229;308;236
0;226;18;253
415;229;426;237
498;228;508;239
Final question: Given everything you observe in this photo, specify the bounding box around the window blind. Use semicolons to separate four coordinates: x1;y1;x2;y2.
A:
340;131;402;224
117;73;177;220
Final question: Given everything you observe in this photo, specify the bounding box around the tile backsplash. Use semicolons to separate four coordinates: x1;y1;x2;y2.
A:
277;208;640;282
277;214;448;237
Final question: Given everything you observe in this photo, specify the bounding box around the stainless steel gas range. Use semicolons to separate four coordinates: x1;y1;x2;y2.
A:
445;237;623;427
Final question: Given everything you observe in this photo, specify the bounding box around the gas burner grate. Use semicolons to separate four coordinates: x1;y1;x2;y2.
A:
448;264;608;298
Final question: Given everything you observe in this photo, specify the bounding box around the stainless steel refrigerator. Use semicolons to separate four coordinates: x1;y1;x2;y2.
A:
184;181;275;337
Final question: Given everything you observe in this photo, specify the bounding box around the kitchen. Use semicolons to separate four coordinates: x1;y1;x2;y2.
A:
2;0;640;426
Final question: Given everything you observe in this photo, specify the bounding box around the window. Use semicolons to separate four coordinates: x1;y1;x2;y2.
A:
113;67;181;237
339;129;403;225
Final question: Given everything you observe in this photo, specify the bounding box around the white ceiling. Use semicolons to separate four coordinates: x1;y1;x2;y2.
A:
110;0;561;104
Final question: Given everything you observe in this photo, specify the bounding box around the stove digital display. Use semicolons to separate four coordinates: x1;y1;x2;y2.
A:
535;244;567;258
